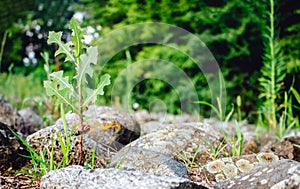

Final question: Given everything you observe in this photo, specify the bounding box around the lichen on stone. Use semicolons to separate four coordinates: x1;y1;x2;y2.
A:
205;160;225;174
236;159;254;173
256;152;279;164
222;164;238;178
221;157;233;163
215;173;225;182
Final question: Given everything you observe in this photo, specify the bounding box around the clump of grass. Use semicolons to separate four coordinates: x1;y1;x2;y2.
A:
196;97;233;122
196;96;244;158
230;121;244;156
10;104;96;178
178;145;204;171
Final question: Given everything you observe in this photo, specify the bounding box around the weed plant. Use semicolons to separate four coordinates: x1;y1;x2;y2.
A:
258;0;286;130
9;104;96;178
8;18;109;178
258;0;300;138
44;18;110;164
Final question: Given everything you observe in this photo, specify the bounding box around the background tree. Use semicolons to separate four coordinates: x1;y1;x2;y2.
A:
0;0;299;122
77;0;268;118
0;0;34;72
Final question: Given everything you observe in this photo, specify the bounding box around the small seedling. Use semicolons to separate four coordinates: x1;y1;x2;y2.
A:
230;121;244;156
178;145;203;170
236;95;242;122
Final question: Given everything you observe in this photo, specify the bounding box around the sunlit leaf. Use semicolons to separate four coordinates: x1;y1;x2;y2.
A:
69;18;86;57
47;31;75;63
83;74;110;106
44;80;76;111
75;46;98;84
49;71;77;98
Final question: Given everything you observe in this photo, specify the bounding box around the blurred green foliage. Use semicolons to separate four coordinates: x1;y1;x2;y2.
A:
0;72;44;109
0;0;299;123
80;0;300;119
0;0;76;74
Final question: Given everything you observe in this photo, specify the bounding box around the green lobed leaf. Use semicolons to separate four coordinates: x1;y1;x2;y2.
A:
75;46;98;85
83;74;111;107
49;71;77;98
69;18;86;58
47;31;75;63
44;80;77;111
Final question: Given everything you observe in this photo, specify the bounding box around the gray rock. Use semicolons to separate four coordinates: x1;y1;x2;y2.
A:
270;165;300;189
140;121;218;135
124;123;223;164
0;122;29;172
214;159;300;189
40;165;207;189
133;110;198;125
148;112;198;124
134;110;152;124
0;95;25;134
56;105;140;150
109;147;188;177
0;96;42;137
162;113;199;123
140;121;164;134
19;107;44;134
26;123;111;167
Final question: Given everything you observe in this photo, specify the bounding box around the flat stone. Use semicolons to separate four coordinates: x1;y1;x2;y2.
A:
214;159;300;189
0;122;29;172
40;165;207;189
109;147;188;177
124;123;223;165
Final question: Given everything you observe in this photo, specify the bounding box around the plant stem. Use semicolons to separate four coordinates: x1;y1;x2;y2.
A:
0;30;9;72
76;56;84;165
269;0;277;128
125;49;132;110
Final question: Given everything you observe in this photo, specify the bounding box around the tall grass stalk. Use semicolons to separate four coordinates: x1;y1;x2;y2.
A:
277;92;296;139
196;97;234;122
259;0;286;130
0;30;9;71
